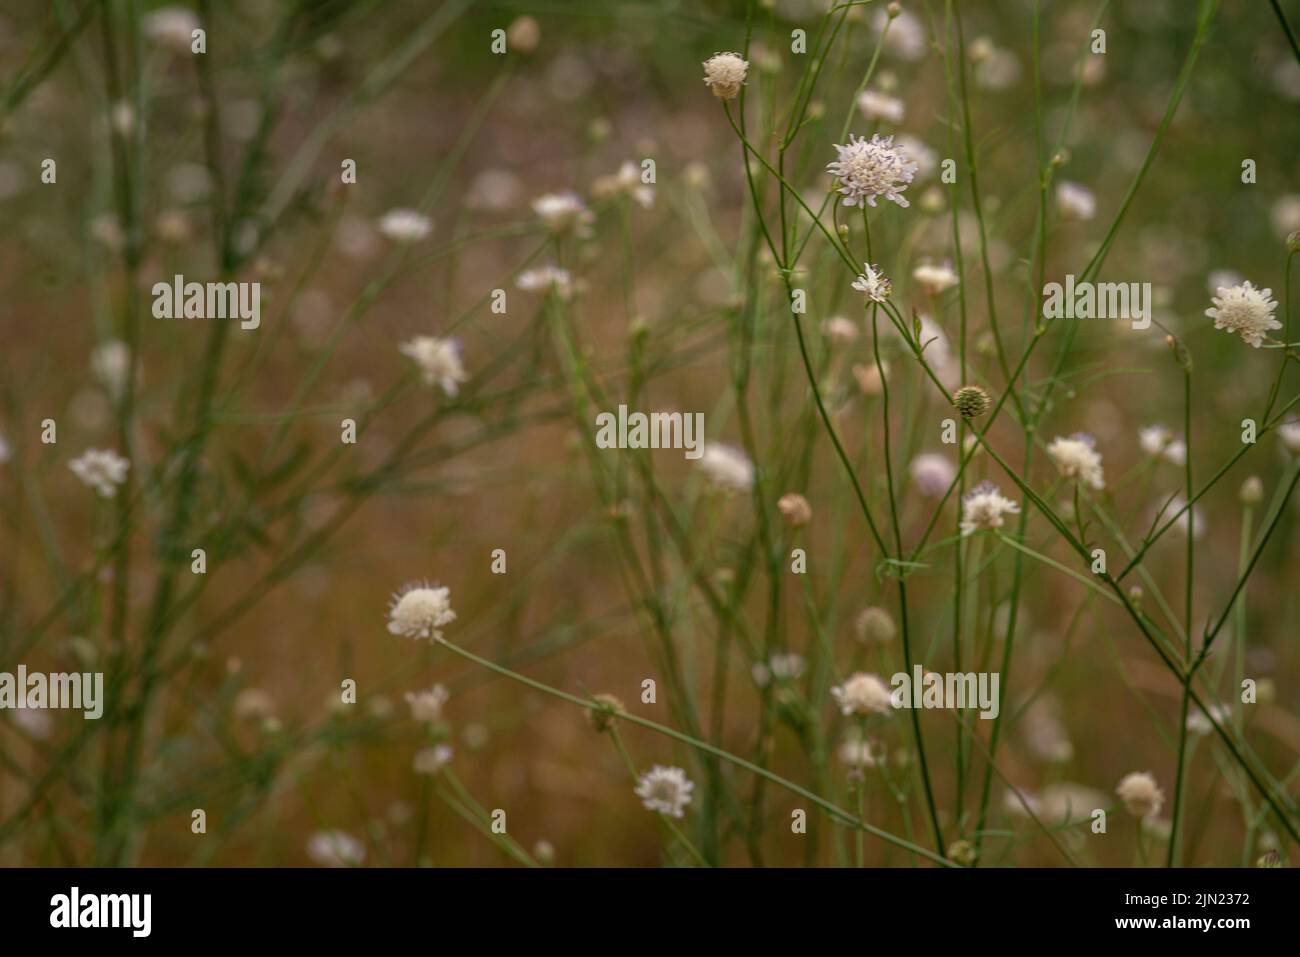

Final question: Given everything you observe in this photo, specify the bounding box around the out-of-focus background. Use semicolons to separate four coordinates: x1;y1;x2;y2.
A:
1;0;1299;867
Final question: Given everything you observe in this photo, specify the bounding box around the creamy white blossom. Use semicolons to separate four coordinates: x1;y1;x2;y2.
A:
852;263;892;302
634;765;695;818
69;448;129;498
910;453;956;497
827;134;917;209
1115;771;1164;819
399;335;467;396
378;208;432;242
831;672;893;716
307;830;366;867
532;192;594;236
912;261;959;296
856;89;905;123
702;52;748;100
1047;433;1105;490
516;265;574;299
697;443;754;493
405;684;449;723
592;161;654;209
1206;280;1280;348
1056;181;1096;221
960;481;1020;536
387;582;457;640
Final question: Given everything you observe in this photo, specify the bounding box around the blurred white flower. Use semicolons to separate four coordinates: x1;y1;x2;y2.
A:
405;685;449;723
592;161;654;209
831;672;893;716
912;261;958;296
91;340;132;397
697;443;754;493
517;265;574;300
960;481;1020;536
1056;181;1096;221
634;765;695;818
144;7;200;53
399;335;467;396
856;89;904;123
378;208;432;242
69;449;129;498
1116;771;1164;819
532;192;594;236
1047;433;1105;490
306;830;366;867
413;744;454;775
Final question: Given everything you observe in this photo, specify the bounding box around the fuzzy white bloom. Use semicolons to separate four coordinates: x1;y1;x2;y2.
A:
634;765;695;818
1206;280;1281;348
1047;433;1105;490
69;448;129;498
752;652;806;688
405;684;449;723
377;208;432;242
592;161;654;209
306;830;366;867
1115;771;1164;819
516;265;574;300
144;7;200;53
702;52;748;100
871;8;926;61
1162;495;1205;540
894;134;937;180
852;263;892;302
1138;425;1185;466
1056;181;1096;221
822;315;859;343
1187;703;1229;735
838;732;884;768
1278;420;1300;454
387;582;457;640
909;453;956;498
697;443;754;493
827;134;917;209
91;340;132;397
399;335;467;396
413;744;454;775
831;672;894;716
959;481;1020;536
856;89;905;124
912;261;959;296
532;192;594;236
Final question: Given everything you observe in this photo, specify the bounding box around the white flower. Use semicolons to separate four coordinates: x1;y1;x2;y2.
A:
91;340;132;397
1056;181;1096;221
1047;433;1105;490
413;744;454;775
1162;495;1205;540
1115;771;1164;819
377;208;432;242
827;133;917;209
856;89;905;124
871;8;926;62
1138;425;1185;466
405;684;449;723
592;161;654;209
399;335;467;396
895;134;937;180
959;481;1020;536
838;731;885;768
697;443;754;493
852;263;892;302
634;765;695;818
306;830;366;867
822;315;858;343
702;52;748;100
1278;420;1300;454
387;582;457;640
1187;703;1229;735
753;656;805;688
69;448;129;498
909;453;956;498
831;672;893;716
1206;280;1281;348
912;261;959;296
144;7;199;53
516;265;574;299
532;192;594;236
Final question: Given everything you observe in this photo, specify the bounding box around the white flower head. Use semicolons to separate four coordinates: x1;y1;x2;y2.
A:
1056;181;1096;221
912;260;959;296
852;263;892;302
387;582;457;641
634;765;695;818
894;134;937;180
516;265;574;300
1047;433;1105;490
909;453;956;498
838;731;885;768
91;340;133;397
306;830;366;867
697;443;754;493
399;335;467;396
405;684;449;723
702;52;748;100
856;89;905;124
144;7;200;53
532;192;594;237
1138;424;1185;466
378;208;432;243
827;134;917;209
69;448;129;498
831;672;894;716
1115;771;1164;819
1187;703;1229;735
592;161;654;209
1278;420;1300;454
960;481;1020;536
413;744;454;775
1206;280;1280;348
